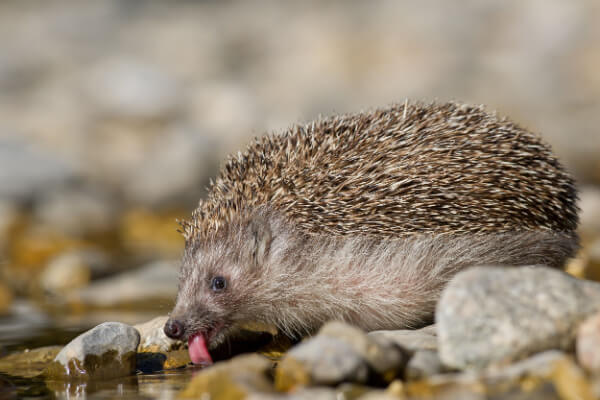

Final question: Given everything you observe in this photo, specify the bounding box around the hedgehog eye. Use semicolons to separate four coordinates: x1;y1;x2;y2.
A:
210;276;227;292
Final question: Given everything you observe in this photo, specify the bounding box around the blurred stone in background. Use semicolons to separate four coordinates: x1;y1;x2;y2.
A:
0;0;598;335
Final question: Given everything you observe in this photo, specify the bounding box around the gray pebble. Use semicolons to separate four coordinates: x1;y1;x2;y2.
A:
319;321;408;377
280;335;369;387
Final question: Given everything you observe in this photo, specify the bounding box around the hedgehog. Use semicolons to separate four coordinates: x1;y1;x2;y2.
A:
164;101;579;365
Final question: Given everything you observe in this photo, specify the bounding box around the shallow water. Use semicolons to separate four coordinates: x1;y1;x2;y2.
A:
1;367;200;400
0;306;199;400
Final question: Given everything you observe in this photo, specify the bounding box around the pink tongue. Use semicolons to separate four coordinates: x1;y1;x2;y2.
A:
188;333;213;365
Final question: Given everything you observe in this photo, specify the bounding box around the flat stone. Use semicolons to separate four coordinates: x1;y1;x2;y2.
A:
319;321;407;380
275;335;369;391
45;322;139;380
437;266;600;370
179;354;274;399
368;325;438;352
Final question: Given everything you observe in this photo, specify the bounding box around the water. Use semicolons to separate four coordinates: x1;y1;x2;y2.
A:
1;368;200;400
0;304;201;400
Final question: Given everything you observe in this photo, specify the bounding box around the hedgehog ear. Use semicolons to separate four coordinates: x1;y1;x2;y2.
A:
248;216;273;265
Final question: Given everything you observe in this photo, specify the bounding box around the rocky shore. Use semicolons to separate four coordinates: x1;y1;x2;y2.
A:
5;265;600;399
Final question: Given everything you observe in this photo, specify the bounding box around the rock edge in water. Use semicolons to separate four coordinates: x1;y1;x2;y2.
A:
45;321;140;380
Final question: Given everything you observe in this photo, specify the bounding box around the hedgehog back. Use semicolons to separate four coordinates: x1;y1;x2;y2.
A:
184;102;578;240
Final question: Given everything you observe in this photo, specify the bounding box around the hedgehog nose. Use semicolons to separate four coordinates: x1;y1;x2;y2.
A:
164;318;185;340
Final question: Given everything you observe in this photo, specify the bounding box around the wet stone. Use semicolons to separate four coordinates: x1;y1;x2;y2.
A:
45;322;139;380
437;266;600;370
275;335;369;391
179;353;274;400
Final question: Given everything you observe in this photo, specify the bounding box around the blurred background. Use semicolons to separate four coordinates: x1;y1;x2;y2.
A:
0;0;599;351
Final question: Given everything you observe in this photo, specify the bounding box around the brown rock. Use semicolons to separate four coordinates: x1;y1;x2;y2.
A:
179;354;274;399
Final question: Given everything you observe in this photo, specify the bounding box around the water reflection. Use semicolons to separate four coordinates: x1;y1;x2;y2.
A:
6;368;198;400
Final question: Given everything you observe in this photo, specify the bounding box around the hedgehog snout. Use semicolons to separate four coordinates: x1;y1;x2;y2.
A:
164;318;186;340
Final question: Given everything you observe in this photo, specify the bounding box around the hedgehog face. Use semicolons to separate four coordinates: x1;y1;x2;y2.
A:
164;215;274;364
